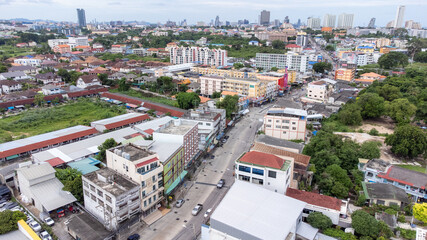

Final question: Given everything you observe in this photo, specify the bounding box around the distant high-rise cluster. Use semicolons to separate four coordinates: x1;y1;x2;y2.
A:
323;14;336;28
76;8;86;28
393;5;405;28
307;17;321;29
337;13;354;29
367;18;376;28
260;10;270;26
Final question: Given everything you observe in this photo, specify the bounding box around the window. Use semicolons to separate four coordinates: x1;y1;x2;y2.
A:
276;125;281;128
377;200;385;205
266;124;272;128
268;170;277;178
106;195;112;203
142;191;146;198
106;205;112;213
268;119;272;122
137;167;146;174
90;185;95;192
144;200;147;207
292;122;296;125
292;127;296;130
153;184;156;191
206;123;211;126
282;126;289;129
367;172;374;177
83;180;88;188
152;176;156;182
91;194;96;201
198;122;203;125
239;175;250;182
283;131;287;134
84;190;89;196
283;120;290;124
141;181;145;187
238;165;251;173
153;195;156;201
148;197;152;204
252;168;264;176
252;177;263;185
98;199;104;207
276;120;280;123
97;189;103;197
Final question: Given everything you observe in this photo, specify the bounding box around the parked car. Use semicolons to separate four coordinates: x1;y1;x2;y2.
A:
175;199;185;208
192;204;203;216
0;199;8;208
221;138;227;143
44;217;54;226
204;208;212;218
40;231;52;240
224;135;230;140
1;201;18;210
217;179;225;189
29;221;41;232
127;234;140;240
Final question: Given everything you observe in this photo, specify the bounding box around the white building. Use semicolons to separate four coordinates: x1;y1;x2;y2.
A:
263;108;307;141
235;151;293;194
47;39;70;48
13;58;41;67
41;84;64;95
307;17;321;29
106;144;164;218
394;5;405;28
200;75;224;96
206;181;307;240
82;168;140;230
76;75;102;89
306;79;335;102
68;37;89;47
337;13;354;29
133;48;147;56
170;47;228;66
286;188;348;225
255;52;309;72
0;80;22;94
15;162;77;213
323;14;336;28
90;113;149;133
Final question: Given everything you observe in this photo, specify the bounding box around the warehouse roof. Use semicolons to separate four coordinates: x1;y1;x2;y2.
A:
91;113;149;131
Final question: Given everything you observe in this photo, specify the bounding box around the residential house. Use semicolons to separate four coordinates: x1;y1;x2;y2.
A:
35;72;62;85
13;58;41;67
41;84;65;95
361;182;409;208
106;144;164;218
305;79;336;102
8;66;38;75
15;162;77;213
235;151;293;194
0;71;30;81
286;44;303;53
82;168;140;230
76;75;102;89
355;72;386;86
286;188;348;225
263;108;307;141
0;80;22;94
53;44;72;54
111;45;125;54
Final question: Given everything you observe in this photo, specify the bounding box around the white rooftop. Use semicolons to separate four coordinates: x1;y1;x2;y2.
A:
267;107;307;117
0;125;94;152
149;140;182;163
133;116;173;134
16;162;55;181
32;127;139;163
90;113;145;126
210;181;306;240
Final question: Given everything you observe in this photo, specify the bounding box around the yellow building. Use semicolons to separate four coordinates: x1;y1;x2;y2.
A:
335;68;355;82
222;77;266;99
376;38;391;48
356;46;375;53
380;47;397;54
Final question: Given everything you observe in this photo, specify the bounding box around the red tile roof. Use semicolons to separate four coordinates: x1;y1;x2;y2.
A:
46;157;66;167
135;157;159;168
238;151;288;170
286;44;302;48
103;114;149;130
251;142;310;168
286;188;342;211
144;129;155;135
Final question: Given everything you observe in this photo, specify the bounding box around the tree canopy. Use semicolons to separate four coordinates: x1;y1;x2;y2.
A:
351;210;380;237
176;92;201;109
0;210;27;234
378;52;408;69
385;98;417;124
56;168;83;203
216;95;239;119
413;203;427;224
357;93;385;119
307;212;332;230
313;62;333;73
385;124;427;158
97;138;118;162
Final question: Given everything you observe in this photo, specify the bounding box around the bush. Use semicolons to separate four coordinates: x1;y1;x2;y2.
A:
396;227;416;240
307;212;333;230
398;214;406;223
355;194;367;207
368;128;379;136
323;228;357;240
352;210;380;237
385;208;397;215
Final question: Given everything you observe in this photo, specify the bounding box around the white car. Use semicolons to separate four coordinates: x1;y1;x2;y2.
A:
204;208;212;218
40;230;52;240
29;221;41;232
192;204;203;216
44;217;54;226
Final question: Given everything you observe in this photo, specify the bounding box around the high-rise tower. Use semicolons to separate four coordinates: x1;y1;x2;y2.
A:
77;8;86;28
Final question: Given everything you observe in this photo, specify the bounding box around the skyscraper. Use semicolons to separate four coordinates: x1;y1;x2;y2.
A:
393;5;405;28
260;10;270;26
284;16;290;24
337;13;354;29
323;14;336;28
215;16;220;27
307;17;321;29
76;8;86;28
367;18;376;28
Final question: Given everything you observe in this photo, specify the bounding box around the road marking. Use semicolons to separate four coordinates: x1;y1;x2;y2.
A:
195;182;216;186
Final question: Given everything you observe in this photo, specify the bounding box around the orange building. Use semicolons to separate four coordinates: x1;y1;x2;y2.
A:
335;68;355;82
53;44;71;54
321;27;333;33
380;47;397;54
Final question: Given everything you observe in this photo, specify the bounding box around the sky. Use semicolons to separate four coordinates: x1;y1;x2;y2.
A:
0;0;426;27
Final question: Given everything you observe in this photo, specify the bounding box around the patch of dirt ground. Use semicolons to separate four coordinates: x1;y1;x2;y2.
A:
357;118;395;135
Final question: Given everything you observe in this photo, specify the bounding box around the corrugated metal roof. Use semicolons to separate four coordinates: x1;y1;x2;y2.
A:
16;162;55;181
31;178;77;212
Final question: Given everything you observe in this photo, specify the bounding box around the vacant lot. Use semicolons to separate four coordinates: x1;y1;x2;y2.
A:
0;99;126;143
0;45;35;58
110;88;178;107
356;118;395;135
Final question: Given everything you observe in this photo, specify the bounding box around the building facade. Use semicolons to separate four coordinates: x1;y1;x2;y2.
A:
200;75;224;96
256;53;309;72
337;13;354;29
263;108;307;141
169;47;227;66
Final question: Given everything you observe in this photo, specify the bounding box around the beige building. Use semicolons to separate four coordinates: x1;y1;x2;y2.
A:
106;144;164;218
222;77;266;99
263;108;307;141
335;68;355;82
306;79;335;102
375;38;391;48
200;75;224;96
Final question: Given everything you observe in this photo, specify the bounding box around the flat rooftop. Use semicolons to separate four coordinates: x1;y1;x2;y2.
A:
90;112;146;125
113;144;154;161
84;168;138;197
158;121;195;135
149;141;182;163
267;107;307;117
66;212;111;240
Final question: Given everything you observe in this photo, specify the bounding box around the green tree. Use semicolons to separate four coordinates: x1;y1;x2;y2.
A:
378;52;408;69
34;93;45;106
385;124;427;158
359;141;381;159
0;210;27;234
212;91;222;98
355;194;367;206
414;51;427;63
351;210;380;237
272;40;285;49
413;203;427;224
96;138;118;161
357;93;385;119
216;95;239;119
307;212;333;230
337;103;362;126
176;92;201;109
233;62;244;69
118;78;131;92
407;38;425;59
385;98;417;124
57;68;71;82
313;62;333;73
270;67;278;72
378;84;402;101
56;168;84;203
378;221;393;238
325;45;335;51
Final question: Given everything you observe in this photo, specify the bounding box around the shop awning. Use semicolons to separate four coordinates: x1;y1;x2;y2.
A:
166;170;188;195
6;154;19;160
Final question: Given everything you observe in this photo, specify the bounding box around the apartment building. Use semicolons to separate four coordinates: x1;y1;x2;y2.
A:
335;68;355;82
106;144;164;218
235;151;293;194
264;108;307;141
82;168;140;230
153;119;199;166
221;77;268;100
169;47;227;66
256;53;309;72
53;44;71;54
306;79;335;102
200;75;224;96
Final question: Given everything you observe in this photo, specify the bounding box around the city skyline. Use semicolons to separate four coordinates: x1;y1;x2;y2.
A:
0;0;425;27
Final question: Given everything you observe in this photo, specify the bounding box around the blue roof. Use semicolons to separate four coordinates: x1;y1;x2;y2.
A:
68;157;101;175
357;46;374;49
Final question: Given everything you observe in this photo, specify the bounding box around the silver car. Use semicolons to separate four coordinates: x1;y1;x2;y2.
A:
192;204;203;216
175;199;185;208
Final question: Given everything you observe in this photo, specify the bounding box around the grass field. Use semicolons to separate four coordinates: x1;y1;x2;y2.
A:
110;88;178;107
0;45;35;58
0;99;126;143
396;164;426;173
